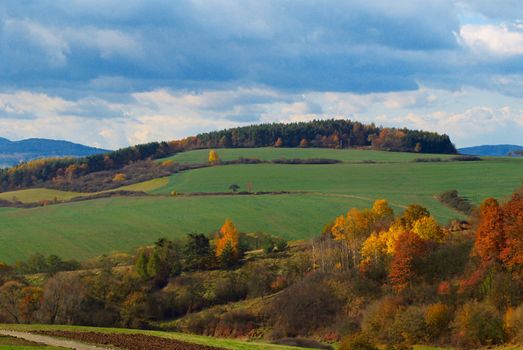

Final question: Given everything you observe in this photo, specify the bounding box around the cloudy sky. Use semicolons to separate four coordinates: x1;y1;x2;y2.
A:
1;0;522;149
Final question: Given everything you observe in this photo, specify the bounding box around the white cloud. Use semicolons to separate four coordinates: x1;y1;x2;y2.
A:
0;86;522;149
460;23;523;56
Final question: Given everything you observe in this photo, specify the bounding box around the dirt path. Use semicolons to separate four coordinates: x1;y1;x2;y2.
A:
0;330;113;350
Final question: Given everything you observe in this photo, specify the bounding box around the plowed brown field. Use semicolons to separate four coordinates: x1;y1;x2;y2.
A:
34;331;225;350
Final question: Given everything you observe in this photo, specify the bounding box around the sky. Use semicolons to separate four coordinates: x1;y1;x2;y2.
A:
0;0;522;149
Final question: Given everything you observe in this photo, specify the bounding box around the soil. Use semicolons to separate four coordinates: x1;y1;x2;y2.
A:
33;331;226;350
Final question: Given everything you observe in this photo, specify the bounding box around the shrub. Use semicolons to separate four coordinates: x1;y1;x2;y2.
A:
437;190;473;215
452;301;505;348
339;334;379;350
361;297;402;343
450;155;482;161
112;173;126;182
214;309;259;337
504;303;523;343
425;303;453;340
268;272;342;337
389;306;427;345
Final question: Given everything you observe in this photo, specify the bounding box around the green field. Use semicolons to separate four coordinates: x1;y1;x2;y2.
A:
161;147;456;164
0;178;170;204
0;188;86;204
0;148;521;263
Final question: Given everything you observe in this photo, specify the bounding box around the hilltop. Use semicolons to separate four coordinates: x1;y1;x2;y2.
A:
0;137;109;168
459;144;523;157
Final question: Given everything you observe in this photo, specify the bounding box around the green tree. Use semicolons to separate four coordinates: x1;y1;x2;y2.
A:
229;183;240;192
146;251;162;278
135;250;149;279
184;233;212;270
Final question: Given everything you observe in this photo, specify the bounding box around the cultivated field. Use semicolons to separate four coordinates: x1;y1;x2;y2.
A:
0;324;309;350
0;148;521;262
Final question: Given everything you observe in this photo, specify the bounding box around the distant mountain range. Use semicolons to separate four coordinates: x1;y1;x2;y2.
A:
0;137;110;168
458;144;523;157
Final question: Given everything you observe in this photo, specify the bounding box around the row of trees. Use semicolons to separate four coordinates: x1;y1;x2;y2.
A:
0;119;456;191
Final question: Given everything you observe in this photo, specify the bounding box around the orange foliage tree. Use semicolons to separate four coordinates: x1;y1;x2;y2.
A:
214;218;240;259
389;231;427;292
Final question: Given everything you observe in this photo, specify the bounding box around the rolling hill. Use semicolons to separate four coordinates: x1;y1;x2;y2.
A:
0;137;109;168
0;147;521;263
459;144;523;156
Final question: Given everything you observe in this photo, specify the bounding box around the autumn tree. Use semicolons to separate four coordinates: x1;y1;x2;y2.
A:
500;194;523;270
19;286;43;323
208;150;220;164
413;216;444;242
0;280;23;322
112;173;126;182
389;231;427;292
371;199;394;232
475;198;505;265
299;138;309;148
214;219;241;267
332;200;394;268
400;204;430;230
274;137;283;147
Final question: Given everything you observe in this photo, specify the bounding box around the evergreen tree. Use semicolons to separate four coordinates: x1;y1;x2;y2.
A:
135;250;149;279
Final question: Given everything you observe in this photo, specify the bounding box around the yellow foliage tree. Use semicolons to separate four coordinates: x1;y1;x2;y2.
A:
112;173;126;182
361;232;388;266
413;216;444;241
208;150;220;164
274;137;283;147
383;221;406;255
371;199;394;231
332;208;375;265
214;218;240;258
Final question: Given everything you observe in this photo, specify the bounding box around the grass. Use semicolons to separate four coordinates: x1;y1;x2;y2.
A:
0;177;169;204
152;157;523;221
160;147;456;164
0;189;86;204
0;194;374;263
0;325;310;350
0;148;521;262
0;335;66;349
0;347;67;350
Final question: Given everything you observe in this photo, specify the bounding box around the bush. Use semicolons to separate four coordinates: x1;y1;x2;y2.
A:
339;334;379;350
268;272;342;337
425;303;453;340
450;155;481;161
214;309;259;337
437;190;473;215
273;338;333;349
389;306;427;345
361;297;402;343
504;303;523;343
452;301;505;348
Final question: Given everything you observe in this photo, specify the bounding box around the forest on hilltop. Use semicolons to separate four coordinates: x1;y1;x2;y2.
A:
0;119;456;191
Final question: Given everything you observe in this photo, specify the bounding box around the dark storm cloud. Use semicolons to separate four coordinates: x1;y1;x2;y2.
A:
0;0;465;93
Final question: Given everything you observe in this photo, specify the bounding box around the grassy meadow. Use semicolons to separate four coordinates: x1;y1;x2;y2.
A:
160;147;456;164
0;147;521;262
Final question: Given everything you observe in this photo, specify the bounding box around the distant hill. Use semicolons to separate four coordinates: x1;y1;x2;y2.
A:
0;137;109;168
459;144;523;157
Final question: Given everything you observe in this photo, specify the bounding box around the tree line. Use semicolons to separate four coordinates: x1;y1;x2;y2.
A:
0;119;456;191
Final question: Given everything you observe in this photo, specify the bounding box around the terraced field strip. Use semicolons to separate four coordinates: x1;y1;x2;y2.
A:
0;330;103;350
